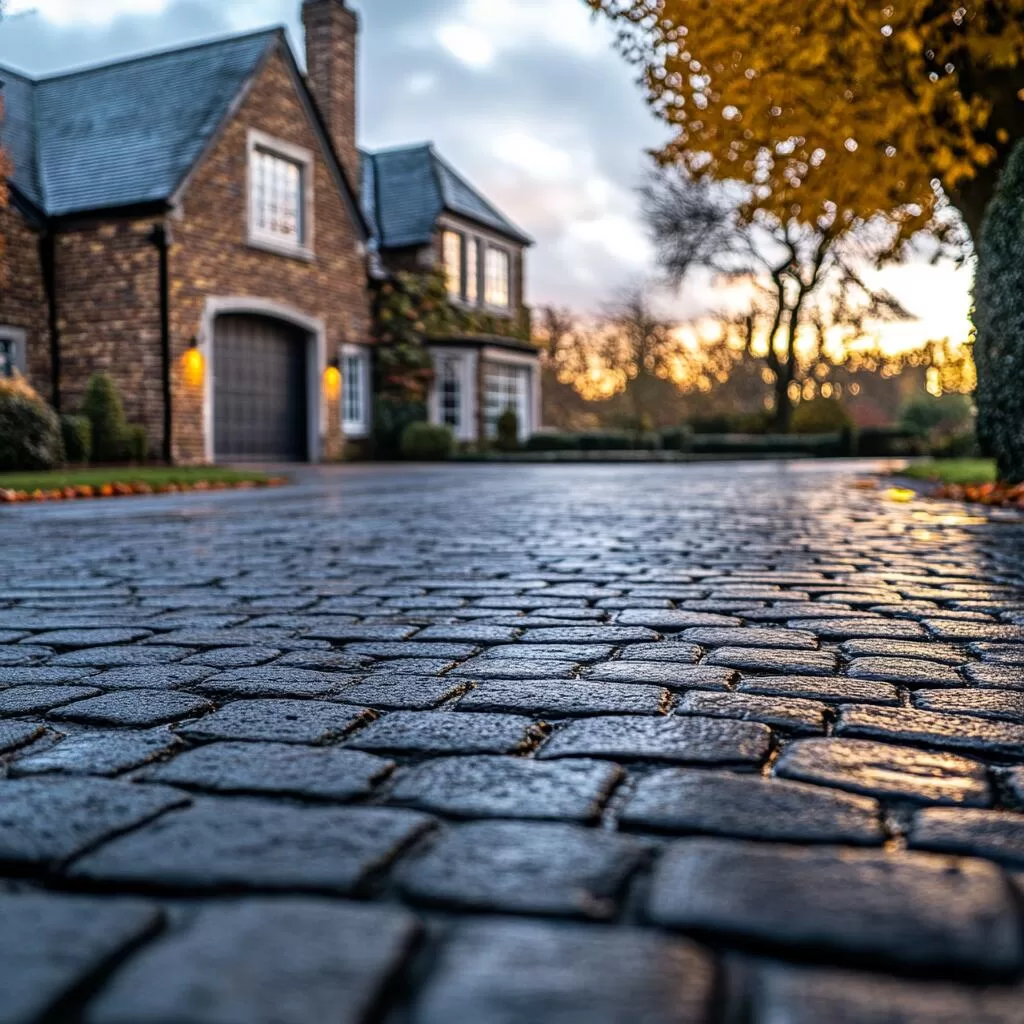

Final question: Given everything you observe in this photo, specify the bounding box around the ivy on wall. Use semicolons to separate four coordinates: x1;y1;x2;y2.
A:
372;270;532;402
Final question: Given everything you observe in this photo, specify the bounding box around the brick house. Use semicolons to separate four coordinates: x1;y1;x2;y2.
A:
361;144;538;443
0;0;540;462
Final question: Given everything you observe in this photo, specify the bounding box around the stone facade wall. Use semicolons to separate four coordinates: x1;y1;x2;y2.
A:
52;217;164;440
168;45;368;463
0;205;50;398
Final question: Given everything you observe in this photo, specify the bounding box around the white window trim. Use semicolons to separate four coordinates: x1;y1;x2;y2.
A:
437;216;518;317
198;297;326;465
246;129;315;261
482;347;540;440
483;243;512;312
428;346;477;443
341;343;371;439
0;326;27;378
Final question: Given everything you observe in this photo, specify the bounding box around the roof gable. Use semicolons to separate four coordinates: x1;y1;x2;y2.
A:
1;29;278;218
361;143;532;250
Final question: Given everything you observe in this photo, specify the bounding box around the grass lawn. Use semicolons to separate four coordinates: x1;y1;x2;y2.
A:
0;466;277;493
899;459;998;486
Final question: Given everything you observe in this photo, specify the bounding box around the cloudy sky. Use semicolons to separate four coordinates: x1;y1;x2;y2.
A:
0;0;971;342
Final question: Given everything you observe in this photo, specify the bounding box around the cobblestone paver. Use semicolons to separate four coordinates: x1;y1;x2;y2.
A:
1;461;1023;1021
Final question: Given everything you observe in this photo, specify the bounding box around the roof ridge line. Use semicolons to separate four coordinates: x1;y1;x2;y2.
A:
361;141;434;158
430;149;533;245
20;25;283;85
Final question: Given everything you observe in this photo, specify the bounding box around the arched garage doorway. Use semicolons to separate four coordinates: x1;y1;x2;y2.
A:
201;298;326;464
214;314;308;461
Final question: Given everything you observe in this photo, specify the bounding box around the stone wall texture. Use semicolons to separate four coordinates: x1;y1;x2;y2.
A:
168;45;368;462
0;204;50;396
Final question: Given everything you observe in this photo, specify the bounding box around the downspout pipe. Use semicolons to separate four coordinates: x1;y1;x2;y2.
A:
40;230;60;412
149;224;173;464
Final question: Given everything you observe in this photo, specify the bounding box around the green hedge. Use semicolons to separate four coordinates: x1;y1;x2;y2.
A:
0;380;64;471
974;138;1024;482
373;397;428;460
400;422;454;461
60;415;92;464
855;427;922;458
524;427;928;458
81;373;129;463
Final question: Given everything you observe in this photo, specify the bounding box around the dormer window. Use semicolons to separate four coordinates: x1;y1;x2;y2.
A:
248;130;314;258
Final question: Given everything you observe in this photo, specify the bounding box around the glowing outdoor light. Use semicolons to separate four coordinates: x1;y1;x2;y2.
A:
183;338;204;386
324;359;342;401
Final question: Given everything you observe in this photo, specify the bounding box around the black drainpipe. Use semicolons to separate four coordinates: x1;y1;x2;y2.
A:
39;230;61;412
149;224;173;464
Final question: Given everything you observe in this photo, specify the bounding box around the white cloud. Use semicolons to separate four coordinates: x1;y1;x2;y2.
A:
437;23;495;69
9;0;171;24
491;132;574;181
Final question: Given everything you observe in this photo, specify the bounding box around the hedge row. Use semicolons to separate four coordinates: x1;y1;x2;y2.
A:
524;427;922;458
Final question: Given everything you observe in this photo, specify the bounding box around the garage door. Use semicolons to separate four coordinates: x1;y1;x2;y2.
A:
213;314;309;462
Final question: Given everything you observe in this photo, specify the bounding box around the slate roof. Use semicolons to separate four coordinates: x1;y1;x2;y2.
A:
0;29;283;218
361;143;533;250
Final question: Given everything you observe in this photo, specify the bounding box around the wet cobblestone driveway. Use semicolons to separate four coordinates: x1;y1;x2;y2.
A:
1;461;1024;1023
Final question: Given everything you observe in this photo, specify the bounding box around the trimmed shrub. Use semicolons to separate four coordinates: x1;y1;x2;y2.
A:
373;396;427;460
689;412;771;434
577;431;658;451
525;433;581;452
900;393;973;438
660;425;694;452
60;414;92;464
496;407;519;452
931;429;981;459
856;427;923;458
81;373;129;463
791;397;854;435
123;425;149;463
400;422;454;461
0;375;64;471
689;415;733;434
975;138;1024;482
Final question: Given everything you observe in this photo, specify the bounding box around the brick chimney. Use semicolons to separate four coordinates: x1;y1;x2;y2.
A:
302;0;359;195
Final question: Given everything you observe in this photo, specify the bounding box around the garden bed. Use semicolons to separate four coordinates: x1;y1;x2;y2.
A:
0;467;287;503
894;460;1024;509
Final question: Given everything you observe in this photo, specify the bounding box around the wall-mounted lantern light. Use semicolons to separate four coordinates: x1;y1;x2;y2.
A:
183;337;204;387
324;357;342;401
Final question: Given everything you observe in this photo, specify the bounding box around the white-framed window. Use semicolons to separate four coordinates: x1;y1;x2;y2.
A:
465;236;479;305
484;361;529;438
438;354;463;431
0;327;26;379
341;345;370;437
247;130;314;258
443;230;463;299
485;246;511;308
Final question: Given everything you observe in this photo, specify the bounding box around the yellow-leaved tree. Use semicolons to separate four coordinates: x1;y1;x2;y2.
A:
586;0;1024;242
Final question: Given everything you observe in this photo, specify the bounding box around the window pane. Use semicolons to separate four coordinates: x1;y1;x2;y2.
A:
485;247;510;308
465;238;479;305
439;356;461;430
343;352;366;429
252;148;304;246
484;362;527;438
0;339;13;379
443;231;463;299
